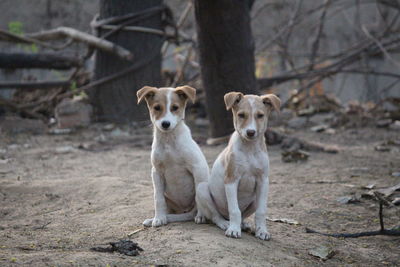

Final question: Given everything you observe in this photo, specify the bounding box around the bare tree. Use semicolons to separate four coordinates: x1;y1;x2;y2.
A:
90;0;164;123
194;0;258;140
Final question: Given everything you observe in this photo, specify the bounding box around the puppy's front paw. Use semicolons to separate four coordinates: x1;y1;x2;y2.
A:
225;225;241;238
143;218;153;227
194;215;207;224
255;228;271;240
151;215;168;227
215;219;229;230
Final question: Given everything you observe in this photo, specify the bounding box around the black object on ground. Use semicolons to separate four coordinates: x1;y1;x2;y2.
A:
91;239;143;256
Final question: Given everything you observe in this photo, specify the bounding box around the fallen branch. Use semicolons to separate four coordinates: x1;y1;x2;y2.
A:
0;97;46;120
27;27;133;61
306;192;400;238
0;52;81;70
0;81;71;90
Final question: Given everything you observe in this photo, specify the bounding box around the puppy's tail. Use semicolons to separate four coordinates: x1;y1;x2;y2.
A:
166;208;196;223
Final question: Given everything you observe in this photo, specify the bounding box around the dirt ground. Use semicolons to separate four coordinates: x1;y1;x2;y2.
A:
0;123;399;267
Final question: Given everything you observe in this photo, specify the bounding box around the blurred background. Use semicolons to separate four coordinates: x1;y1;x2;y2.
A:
0;0;399;139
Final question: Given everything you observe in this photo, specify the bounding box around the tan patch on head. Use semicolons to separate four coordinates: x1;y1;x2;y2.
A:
169;90;188;118
175;86;196;104
137;87;169;120
260;94;281;113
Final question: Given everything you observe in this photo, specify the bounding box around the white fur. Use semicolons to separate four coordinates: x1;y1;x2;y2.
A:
143;89;209;227
196;96;272;240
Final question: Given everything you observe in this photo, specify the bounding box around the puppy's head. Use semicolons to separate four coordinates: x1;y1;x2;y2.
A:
224;92;280;141
137;85;196;132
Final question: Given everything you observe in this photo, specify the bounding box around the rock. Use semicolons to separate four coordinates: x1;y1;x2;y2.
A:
392;198;400;205
374;145;390;152
392;172;400;177
55;146;76;154
389;120;400;130
102;123;115;131
0;116;47;134
376;119;392;128
325;128;336;135
310;124;329;132
337;195;359;204
110;128;130;138
55;98;92;129
48;128;73;135
287;117;308;129
94;134;107;143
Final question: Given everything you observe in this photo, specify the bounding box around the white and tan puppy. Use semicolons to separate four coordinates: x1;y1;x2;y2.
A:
196;92;280;240
137;86;208;227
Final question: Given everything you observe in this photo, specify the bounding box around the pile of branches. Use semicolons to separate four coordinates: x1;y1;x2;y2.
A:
0;4;191;120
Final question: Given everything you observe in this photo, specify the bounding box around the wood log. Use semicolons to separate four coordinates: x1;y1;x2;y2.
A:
0;81;70;90
0;52;81;70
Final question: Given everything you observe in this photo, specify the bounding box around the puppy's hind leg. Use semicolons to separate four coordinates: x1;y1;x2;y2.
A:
196;182;229;230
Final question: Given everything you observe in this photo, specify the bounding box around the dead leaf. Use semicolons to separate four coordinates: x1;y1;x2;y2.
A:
282;150;309;163
362;183;376;190
309;246;335;261
376;183;400;197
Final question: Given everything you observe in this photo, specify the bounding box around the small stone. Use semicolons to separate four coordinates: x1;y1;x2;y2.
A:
374;145;390;152
55;146;76;154
55;98;92;129
110;128;130;138
310;124;329;132
325;128;336;135
392;198;400;205
376;119;392;128
337;196;359;204
102;124;115;131
48;128;73;135
389;121;400;130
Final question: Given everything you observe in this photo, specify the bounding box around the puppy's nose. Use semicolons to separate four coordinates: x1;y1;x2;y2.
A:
246;129;256;138
161;121;170;129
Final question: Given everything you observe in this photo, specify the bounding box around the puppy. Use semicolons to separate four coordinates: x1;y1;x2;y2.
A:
196;92;280;240
137;86;208;227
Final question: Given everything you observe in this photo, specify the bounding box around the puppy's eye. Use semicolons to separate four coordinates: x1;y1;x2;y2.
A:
171;105;179;111
238;113;245;119
257;113;264;119
154;105;161;111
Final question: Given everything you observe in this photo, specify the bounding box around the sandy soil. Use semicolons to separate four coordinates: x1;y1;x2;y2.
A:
0;124;399;267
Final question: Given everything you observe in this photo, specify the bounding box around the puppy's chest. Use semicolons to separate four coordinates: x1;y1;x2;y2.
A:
236;152;268;178
152;145;183;168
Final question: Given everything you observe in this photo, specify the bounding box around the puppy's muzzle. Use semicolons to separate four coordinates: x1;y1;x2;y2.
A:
246;129;256;138
161;121;171;130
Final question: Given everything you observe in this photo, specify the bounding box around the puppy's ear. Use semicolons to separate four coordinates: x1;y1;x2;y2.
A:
175;85;196;103
224;92;243;110
137;86;157;104
261;94;281;113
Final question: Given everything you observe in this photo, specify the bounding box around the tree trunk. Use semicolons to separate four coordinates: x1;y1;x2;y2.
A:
194;0;258;139
91;0;163;123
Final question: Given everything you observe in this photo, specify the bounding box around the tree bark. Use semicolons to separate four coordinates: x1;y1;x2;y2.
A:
194;0;258;139
0;52;81;70
90;0;163;123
